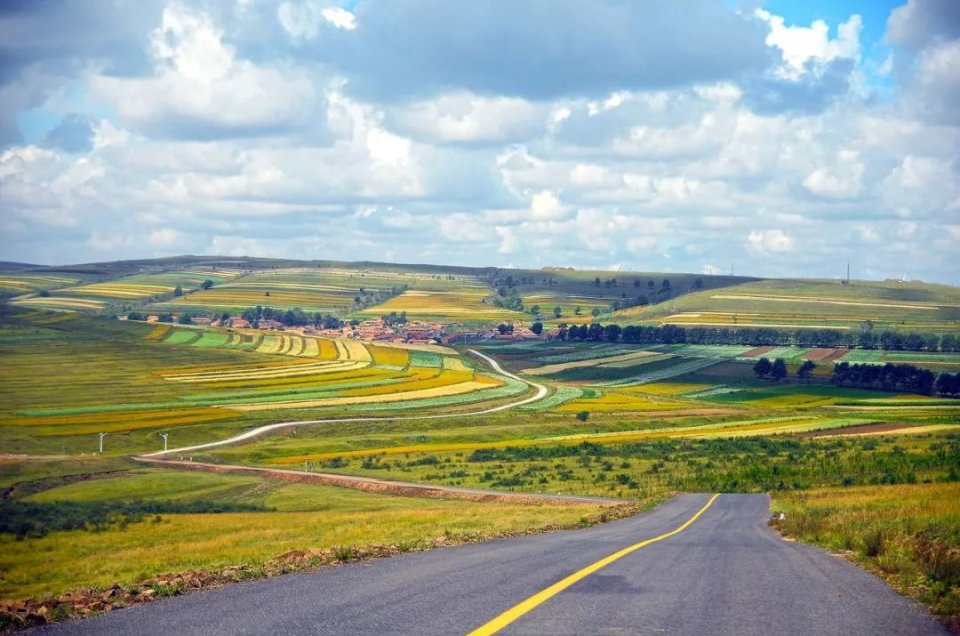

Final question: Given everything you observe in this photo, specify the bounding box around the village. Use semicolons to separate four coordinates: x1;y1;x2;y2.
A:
126;314;546;345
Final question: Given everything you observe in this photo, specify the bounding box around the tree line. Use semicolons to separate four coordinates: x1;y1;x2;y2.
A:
832;361;959;396
552;322;960;352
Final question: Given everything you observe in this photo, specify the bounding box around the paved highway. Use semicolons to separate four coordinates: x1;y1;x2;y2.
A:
38;494;947;635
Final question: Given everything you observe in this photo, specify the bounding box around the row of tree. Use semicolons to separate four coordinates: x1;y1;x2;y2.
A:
239;306;344;329
550;322;960;352
832;361;959;396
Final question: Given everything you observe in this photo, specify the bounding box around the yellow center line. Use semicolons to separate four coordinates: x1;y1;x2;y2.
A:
466;493;721;636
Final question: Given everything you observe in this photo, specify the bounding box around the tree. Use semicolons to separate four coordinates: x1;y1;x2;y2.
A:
797;360;816;383
753;357;772;378
591;307;601;317
553;306;562;318
173;285;183;297
530;304;541;316
648;280;655;289
531;321;543;335
201;279;214;290
497;323;514;335
574;305;582;316
661;279;671;290
576;411;590;422
694;278;704;289
594;277;601;287
771;358;787;381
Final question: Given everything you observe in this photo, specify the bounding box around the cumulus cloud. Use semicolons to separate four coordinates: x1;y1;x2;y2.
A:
746;229;794;255
91;4;318;138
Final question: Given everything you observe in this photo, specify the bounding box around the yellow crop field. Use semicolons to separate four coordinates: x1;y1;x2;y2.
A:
443;357;472;372
147;325;172;340
8;407;233;435
227;379;499;411
556;392;691;413
335;370;474;398
11;297;105;310
255;335;284;355
341;339;372;362
164;360;369;383
359;289;522;320
300;338;320;357
317;338;338;360
621;383;713;395
368;345;410;368
524;351;660;376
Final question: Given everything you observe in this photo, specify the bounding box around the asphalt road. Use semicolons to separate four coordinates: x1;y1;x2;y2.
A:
38;494;948;636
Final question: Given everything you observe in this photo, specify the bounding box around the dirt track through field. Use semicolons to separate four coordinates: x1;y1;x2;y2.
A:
132;456;619;506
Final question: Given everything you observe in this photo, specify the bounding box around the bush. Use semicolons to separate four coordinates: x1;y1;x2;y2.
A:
576;411;590;422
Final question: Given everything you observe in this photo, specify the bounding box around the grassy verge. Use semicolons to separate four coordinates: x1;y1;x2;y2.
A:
0;468;651;602
772;483;960;631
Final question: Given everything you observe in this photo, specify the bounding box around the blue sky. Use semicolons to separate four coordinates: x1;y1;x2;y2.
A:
0;1;958;284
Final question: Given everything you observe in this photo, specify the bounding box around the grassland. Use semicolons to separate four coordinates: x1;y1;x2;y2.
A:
610;278;960;332
773;483;960;628
0;464;608;600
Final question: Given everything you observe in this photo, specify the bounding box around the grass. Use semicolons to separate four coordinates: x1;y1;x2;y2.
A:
0;468;606;599
773;483;960;629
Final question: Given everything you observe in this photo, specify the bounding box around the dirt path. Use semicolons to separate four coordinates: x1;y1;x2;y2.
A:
133;456;620;506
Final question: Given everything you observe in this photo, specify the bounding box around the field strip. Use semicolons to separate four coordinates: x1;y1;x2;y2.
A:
224;380;495;411
524;351;660;376
709;294;938;310
659;319;852;330
140;350;547;457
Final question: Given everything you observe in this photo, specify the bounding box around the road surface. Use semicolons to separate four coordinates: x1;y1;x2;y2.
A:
37;494;947;635
142;349;547;458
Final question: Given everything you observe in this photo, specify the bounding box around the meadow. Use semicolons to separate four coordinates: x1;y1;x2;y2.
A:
0;461;610;600
773;482;960;628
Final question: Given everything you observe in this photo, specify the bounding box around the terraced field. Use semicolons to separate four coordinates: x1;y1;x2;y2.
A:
10;268;243;312
152;266;493;315
356;288;522;322
610;278;960;332
0;310;519;455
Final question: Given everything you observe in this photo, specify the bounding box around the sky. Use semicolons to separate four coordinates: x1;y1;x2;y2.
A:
0;1;958;284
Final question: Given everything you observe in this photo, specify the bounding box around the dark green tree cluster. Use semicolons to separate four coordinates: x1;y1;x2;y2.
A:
240;305;342;329
831;361;955;395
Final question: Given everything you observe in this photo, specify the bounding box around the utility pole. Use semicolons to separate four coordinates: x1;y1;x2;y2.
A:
159;433;169;454
98;432;108;454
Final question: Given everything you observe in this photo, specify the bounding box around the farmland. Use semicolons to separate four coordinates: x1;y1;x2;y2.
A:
610;278;960;333
1;258;958;628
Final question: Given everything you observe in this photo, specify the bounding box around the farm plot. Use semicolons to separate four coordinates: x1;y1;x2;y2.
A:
612;278;960;332
58;269;242;301
523;350;661;376
0;272;95;295
357;289;522;322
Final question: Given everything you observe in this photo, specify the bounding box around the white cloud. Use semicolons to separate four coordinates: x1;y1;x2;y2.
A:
321;7;356;30
746;229;794;255
757;10;861;79
803;150;865;198
390;92;544;144
94;5;316;136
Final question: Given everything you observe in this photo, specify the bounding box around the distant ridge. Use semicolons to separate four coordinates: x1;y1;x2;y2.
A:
0;261;41;272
